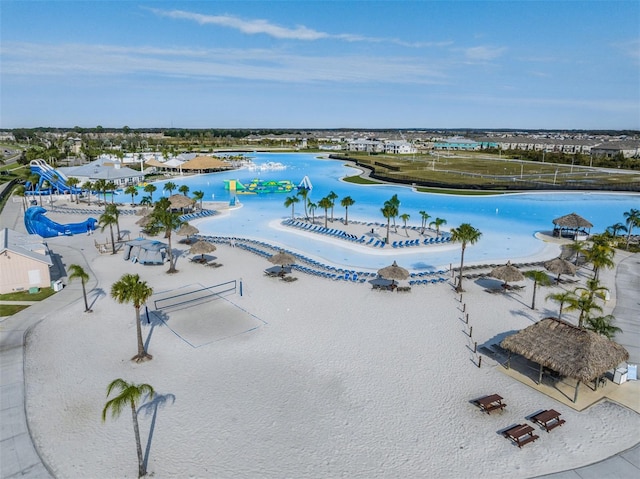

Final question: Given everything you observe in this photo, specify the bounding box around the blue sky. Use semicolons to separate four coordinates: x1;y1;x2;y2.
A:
1;1;639;130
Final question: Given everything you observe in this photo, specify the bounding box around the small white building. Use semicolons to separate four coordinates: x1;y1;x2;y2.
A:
0;228;53;294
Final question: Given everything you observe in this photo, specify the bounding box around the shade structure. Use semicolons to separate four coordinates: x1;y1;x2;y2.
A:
135;215;152;227
489;261;524;286
176;223;199;237
136;207;150;216
180;156;232;172
501;317;629;402
544;257;577;281
552;213;593;229
168;194;196;209
189;240;216;260
377;261;410;283
269;251;297;268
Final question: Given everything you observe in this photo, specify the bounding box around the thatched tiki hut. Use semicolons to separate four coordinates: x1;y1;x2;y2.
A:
552;212;593;240
501;317;629;402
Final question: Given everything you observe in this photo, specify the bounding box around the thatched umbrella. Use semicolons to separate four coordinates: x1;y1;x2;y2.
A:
377;260;410;285
136;207;150;216
136;215;153;227
501;317;629;402
489;261;524;287
553;212;593;239
269;251;297;271
189;240;216;261
168;194;196;210
176;223;199;243
544;257;577;282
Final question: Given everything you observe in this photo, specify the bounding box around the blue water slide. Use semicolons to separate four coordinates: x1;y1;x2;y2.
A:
24;206;98;238
29;159;81;195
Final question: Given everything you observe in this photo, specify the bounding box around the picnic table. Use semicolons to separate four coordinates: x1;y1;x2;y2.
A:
503;424;539;448
476;394;507;414
531;409;565;432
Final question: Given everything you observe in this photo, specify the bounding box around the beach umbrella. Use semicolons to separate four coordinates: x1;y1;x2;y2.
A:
136;207;150;216
377;260;409;285
168;194;195;210
189;240;216;261
489;261;524;287
544;257;577;282
269;251;297;271
136;215;152;227
176;223;199;243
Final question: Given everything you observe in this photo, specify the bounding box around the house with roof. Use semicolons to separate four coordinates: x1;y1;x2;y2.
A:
57;157;144;187
0;228;53;294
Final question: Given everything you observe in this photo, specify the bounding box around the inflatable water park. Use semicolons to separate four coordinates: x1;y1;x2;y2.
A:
224;176;313;195
24;206;98;238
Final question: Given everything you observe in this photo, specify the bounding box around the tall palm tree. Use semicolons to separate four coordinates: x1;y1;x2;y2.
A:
524;270;553;310
66;176;80;203
105;203;122;240
400;213;411;237
164;181;177;196
380;204;394;245
419;210;431;235
585;314;622;339
192;190;204;210
566;294;603;329
102;379;155;477
567;240;588;266
623;208;640;250
149;198;183;273
93;179;107;206
140;196;153;207
125;185;138;205
430;217;447;237
606;222;627;238
327;191;338;222
450;223;482;292
318;196;332;228
546;290;576;320
585;240;615;280
284;195;299;220
307;200;317;224
178;184;189;196
106;181;117;204
143;184;157;203
82;180;94;205
385;195;400;232
110;273;154;361
68;264;92;312
341;196;355;225
99;208;118;254
297;187;310;220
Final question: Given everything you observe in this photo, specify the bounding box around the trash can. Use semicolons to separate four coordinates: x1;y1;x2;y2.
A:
613;367;628;384
52;280;64;292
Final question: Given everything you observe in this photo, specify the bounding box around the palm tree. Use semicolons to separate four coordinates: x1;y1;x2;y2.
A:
380;204;394;244
606;222;627;238
566;294;603;329
567;240;588;265
68;264;92;312
623;208;640;250
341;196;355;225
327;191;338;222
419;210;431;235
110;273;154;361
105;203;122;240
450;223;482;293
318;196;332;228
546;290;576;320
99;208;118;254
66;176;80;203
164;181;177;196
400;213;411;237
102;379;155;477
524;270;553;310
297;187;310;220
430;217;447;237
307;200;317;224
585;314;622;339
106;181;117;204
125;185;138;205
149;198;183;273
82;181;94;205
192;190;204;210
385;195;400;232
585;240;615;280
178;184;189;196
93;179;107;206
143;184;157;203
284;195;300;220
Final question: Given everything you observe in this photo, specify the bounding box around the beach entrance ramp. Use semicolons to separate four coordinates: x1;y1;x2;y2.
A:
150;281;266;347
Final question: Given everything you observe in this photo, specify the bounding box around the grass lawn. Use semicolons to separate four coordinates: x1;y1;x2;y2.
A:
0;288;55;302
0;304;30;316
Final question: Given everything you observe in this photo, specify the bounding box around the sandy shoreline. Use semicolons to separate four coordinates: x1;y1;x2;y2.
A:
14;202;640;478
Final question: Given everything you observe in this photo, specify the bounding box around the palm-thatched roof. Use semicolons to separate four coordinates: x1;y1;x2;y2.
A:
269;251;297;267
544;257;577;278
144;158;167;169
377;261;410;281
168;194;195;209
501;317;628;383
552;213;593;229
489;261;524;284
180;156;232;171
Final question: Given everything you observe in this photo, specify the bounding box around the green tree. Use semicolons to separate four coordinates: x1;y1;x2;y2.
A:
430;217;447;237
524;270;553;310
192;190;204;210
140;195;153;207
623;208;640;250
102;379;155;477
297;187;310;220
567;240;588;265
106;181;117;204
110;273;154;361
99;208;118;254
143;184;157;203
380;203;394;244
68;264;91;312
149;198;183;273
164;181;177;196
82;181;94;205
307;200;317;224
284;195;300;220
585;314;622;339
450;223;482;292
400;213;411;237
385;195;400;232
606;222;627;238
66;177;80;203
125;185;138;205
585;239;615;280
318;196;332;228
546;290;576;320
93;179;107;206
341;196;355;225
419;210;431;235
327;191;338;222
178;184;189;196
105;203;122;240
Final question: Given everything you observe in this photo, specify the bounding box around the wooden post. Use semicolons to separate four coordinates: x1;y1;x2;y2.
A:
478;356;482;368
459;293;463;303
468;326;473;338
463;303;466;312
474;342;477;353
538;363;543;385
573;380;581;403
466;313;469;324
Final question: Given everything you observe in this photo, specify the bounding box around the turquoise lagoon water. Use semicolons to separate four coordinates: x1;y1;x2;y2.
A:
129;153;639;271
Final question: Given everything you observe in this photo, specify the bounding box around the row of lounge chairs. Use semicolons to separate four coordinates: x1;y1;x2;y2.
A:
409;278;448;286
391;236;451;248
56;206;137;215
283;219;367;244
179;209;216;222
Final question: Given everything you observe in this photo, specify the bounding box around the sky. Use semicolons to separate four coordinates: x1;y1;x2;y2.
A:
1;0;639;130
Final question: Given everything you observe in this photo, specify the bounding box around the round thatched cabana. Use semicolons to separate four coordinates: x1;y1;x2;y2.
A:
552;212;593;240
501;317;629;402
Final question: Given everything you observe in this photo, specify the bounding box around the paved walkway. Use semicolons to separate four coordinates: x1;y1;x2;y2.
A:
0;185;638;478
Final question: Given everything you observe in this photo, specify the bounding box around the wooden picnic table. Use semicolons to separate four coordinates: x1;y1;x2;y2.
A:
476;394;507;414
503;424;539;448
531;409;565;432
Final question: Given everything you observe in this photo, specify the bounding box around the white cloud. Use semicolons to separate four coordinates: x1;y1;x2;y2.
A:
612;38;640;63
463;45;507;61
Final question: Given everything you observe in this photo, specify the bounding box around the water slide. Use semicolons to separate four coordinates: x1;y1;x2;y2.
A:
29;159;81;194
24;206;98;238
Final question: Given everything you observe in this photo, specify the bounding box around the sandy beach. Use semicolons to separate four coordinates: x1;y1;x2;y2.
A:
10;200;640;478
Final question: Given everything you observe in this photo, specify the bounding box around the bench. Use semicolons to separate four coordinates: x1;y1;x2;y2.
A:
531;410;565;432
475;394;506;414
503;424;539;448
